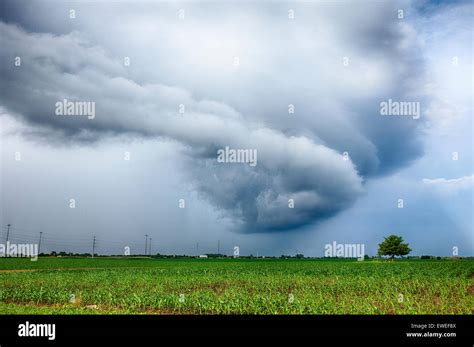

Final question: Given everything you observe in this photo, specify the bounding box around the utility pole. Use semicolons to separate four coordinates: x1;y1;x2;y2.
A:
145;234;148;256
92;236;96;259
148;238;152;256
38;232;43;254
217;240;220;255
196;242;199;255
6;224;11;242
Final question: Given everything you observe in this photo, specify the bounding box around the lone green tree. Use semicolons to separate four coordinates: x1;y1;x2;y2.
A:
378;235;411;259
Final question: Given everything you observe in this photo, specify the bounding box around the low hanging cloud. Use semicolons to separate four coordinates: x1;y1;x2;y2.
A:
0;1;427;233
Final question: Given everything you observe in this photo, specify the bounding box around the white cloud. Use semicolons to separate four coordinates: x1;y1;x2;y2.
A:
422;175;474;194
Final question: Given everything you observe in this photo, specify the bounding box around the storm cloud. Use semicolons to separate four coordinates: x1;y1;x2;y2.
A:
0;1;427;233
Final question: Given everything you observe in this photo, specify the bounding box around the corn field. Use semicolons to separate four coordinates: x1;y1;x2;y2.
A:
0;258;472;314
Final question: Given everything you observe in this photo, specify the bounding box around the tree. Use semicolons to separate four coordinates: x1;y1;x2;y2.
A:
378;235;411;259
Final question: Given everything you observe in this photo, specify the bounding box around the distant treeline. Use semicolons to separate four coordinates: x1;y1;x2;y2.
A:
33;252;472;260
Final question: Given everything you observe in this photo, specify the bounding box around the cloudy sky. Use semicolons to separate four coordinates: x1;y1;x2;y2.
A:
0;0;472;256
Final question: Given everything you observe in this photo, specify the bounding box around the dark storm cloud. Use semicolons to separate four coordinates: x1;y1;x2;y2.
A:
0;0;427;232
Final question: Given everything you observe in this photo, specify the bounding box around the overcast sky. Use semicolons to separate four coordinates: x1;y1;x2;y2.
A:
0;0;472;256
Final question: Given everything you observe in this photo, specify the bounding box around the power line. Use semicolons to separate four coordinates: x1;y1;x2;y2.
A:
1;224;161;255
145;234;148;255
6;224;11;242
38;232;43;254
92;236;96;259
2;226;92;242
4;237;37;243
2;226;140;246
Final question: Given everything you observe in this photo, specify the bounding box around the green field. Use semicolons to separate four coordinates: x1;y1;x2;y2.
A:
0;257;472;314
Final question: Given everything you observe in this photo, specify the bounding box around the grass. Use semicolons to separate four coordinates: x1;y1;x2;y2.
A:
0;257;472;314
